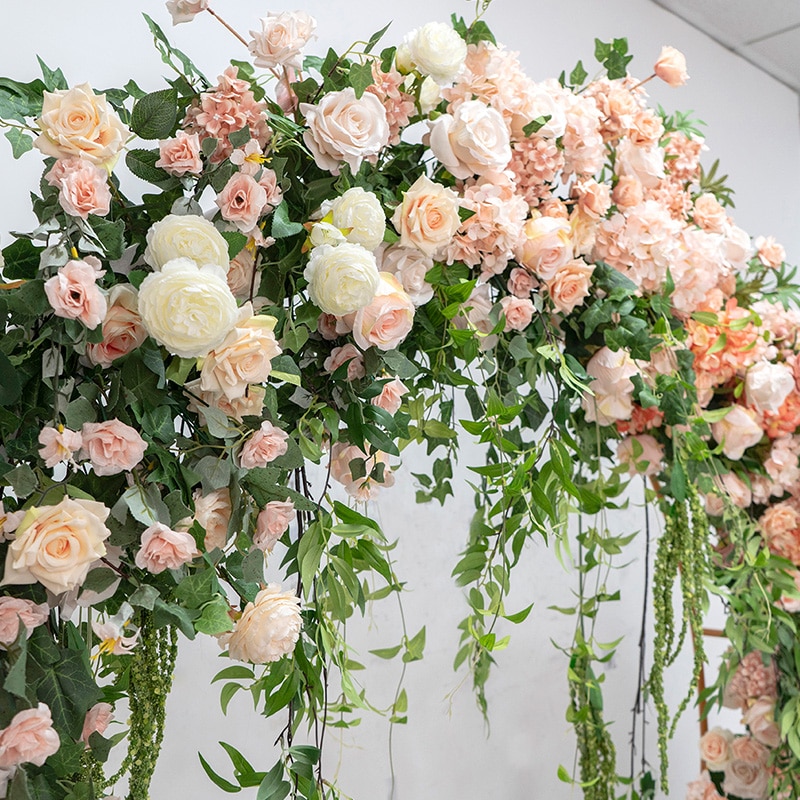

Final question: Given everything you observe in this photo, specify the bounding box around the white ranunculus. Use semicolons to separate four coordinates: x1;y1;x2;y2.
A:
304;242;379;315
327;187;386;252
144;214;229;270
745;361;795;414
403;22;467;85
138;257;239;358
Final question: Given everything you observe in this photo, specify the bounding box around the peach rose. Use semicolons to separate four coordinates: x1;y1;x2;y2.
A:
372;378;408;415
85;284;147;368
200;313;281;400
254;501;296;553
240;421;289;469
722;737;768;800
1;498;111;595
499;295;533;332
0;597;49;648
166;0;208;24
581;346;639;426
718;472;752;509
45;157;111;219
0;704;60;768
572;179;611;220
711;405;763;460
301;88;389;175
693;193;727;233
35;83;129;167
44;257;107;330
193;488;232;552
754;236;786;269
324;343;365;381
155;130;203;176
226;246;257;300
38;425;82;468
617;434;664;477
745;361;795;415
216;172;268;234
547;259;595;315
515;215;573;280
699;727;734;771
352;273;415;351
185;380;267;425
654;46;689;87
507;267;536;298
611;175;643;209
248;11;316;71
391;175;461;257
614;138;665;189
134;523;197;574
743;697;781;748
330;442;395;501
80;703;113;745
80;420;147;476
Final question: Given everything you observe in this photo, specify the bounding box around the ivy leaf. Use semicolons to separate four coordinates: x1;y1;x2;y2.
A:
270;202;304;239
4;128;33;159
349;62;374;99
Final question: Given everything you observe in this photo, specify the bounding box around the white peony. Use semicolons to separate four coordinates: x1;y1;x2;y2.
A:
144;214;229;271
304;242;379;315
138;258;239;358
402;22;467;85
325;187;386;252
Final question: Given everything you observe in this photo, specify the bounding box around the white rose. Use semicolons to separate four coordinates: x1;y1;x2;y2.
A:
304;242;379;315
144;214;229;270
404;22;467;85
711;405;764;461
248;11;316;70
745;361;795;414
138;257;239;358
429;100;512;180
300;88;389;176
326;188;386;252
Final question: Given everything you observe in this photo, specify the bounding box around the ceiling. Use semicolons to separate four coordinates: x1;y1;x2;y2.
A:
651;0;800;93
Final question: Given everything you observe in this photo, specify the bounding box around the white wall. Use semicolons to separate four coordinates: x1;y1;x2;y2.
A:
1;2;798;798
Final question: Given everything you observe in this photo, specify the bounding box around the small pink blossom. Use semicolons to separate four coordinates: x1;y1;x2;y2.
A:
499;295;534;332
0;704;60;768
45;157;111;220
155;130;203;176
240;422;289;469
372;378;408;415
80;703;113;746
254;501;296;553
324;343;365;381
216;172;268;234
135;522;197;574
44;257;107;330
80;420;147;476
38;426;82;468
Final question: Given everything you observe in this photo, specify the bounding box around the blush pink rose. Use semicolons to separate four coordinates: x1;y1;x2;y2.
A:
372;378;408;415
0;704;60;768
547;259;595;315
742;697;781;748
166;0;208;24
216;173;268;234
711;405;763;460
45;157;111;220
507;267;536;298
693;193;727;233
745;361;795;415
352;273;415;351
499;295;534;332
699;727;733;771
722;737;769;799
254;501;296;553
248;11;316;71
582;346;639;426
240;422;289;469
193;488;232;552
44;256;107;330
324;343;365;381
134;523;197;574
0;597;49;648
754;236;786;269
80;420;147;476
80;702;113;745
84;284;147;368
330;441;395;501
38;426;82;468
654;46;689;86
155;130;203;176
611;175;644;209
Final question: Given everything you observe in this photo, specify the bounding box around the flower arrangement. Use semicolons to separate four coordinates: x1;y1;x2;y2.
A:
0;3;798;800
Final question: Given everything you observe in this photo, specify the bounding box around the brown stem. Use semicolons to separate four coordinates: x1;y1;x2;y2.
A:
205;7;249;48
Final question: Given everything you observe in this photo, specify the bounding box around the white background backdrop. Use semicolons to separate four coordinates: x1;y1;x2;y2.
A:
1;1;799;798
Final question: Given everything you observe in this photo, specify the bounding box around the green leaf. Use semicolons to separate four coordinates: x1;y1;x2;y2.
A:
256;761;290;800
131;88;178;140
349;62;374;99
0;351;22;406
36;57;68;91
270;202;304;239
87;216;125;260
504;603;534;624
7;768;32;800
221;231;248;259
194;455;233;493
195;596;235;635
198;752;241;794
81;568;118;595
369;644;402;659
2;239;42;280
174;568;217;609
126;148;171;184
403;626;426;662
5;464;36;498
212;665;255;683
4;128;33;159
129;584;160;610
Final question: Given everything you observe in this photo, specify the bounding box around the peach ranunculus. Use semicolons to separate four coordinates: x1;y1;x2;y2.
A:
722;736;769;800
0;597;49;648
216;172;268;235
84;284;147;368
499;295;534;332
1;498;111;595
35;84;129;168
581;346;639;426
617;434;664;477
330;442;395;501
372;378;408;415
391;175;461;257
744;361;795;415
80;420;147;476
200;312;281;401
38;425;82;468
654;46;689;87
80;702;113;746
220;583;301;664
193;488;232;552
155;130;203;176
0;704;60;768
45;157;111;219
239;422;289;469
515;215;573;280
248;11;316;71
44;256;107;330
546;259;595;315
324;343;365;381
699;727;734;771
134;523;197;574
742;697;781;748
254;501;296;553
301;88;389;176
352;273;415;351
428;100;511;179
711;405;763;461
166;0;208;24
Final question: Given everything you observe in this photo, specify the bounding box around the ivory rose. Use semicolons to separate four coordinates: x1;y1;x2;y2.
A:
0;704;60;768
221;584;302;663
304;242;379;316
699;727;733;771
428;101;512;179
155;130;203;176
301;88;389;175
134;523;197;574
45;157;111;219
1;498;111;595
401;22;467;84
744;361;795;415
0;598;49;648
38;426;82;468
324;343;365;381
248;11;316;70
85;284;147;368
254;501;296;553
144;214;229;271
240;421;289;469
193;488;232;552
515;215;573;280
391;175;461;257
80;703;113;746
654;45;689;87
711;405;763;460
216;172;268;234
372;378;408;415
166;0;208;24
138;258;239;358
325;187;386;252
547;259;595;314
80;419;147;476
352;273;415;351
44;257;107;330
35;84;129;167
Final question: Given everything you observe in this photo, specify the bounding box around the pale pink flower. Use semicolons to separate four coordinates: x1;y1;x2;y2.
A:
743;697;781;748
155;130;203;176
764;436;800;492
80;703;113;745
722;736;769;799
515;215;573;280
693;193;727;233
686;770;724;800
378;245;434;306
572;179;611;220
216;172;268;234
330;442;395;501
711;405;763;461
45;157;111;220
0;704;60;768
547;259;595;315
699;727;734;771
717;472;753;509
611;176;643;210
352;273;415;351
453;284;498;351
85;284;147;368
499;295;533;332
616;434;664;477
92;606;139;655
507;267;536;298
615;137;665;189
391;175;461;257
366;64;415;146
166;0;208;25
755;236;786;269
254;501;295;553
654;46;689;87
324;343;365;381
240;422;289;469
80;420;147;476
38;426;82;468
193;488;232;552
508;135;564;207
0;598;49;648
372;378;408;415
185;380;266;425
44;257;107;330
135;523;197;574
745;361;795;415
582;346;639;426
561;93;605;177
723;652;778;711
226;246;257;300
760;502;800;565
664;131;704;182
317;313;340;341
248;11;316;71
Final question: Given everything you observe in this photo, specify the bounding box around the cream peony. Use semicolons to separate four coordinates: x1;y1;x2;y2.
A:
326;187;386;252
144;214;229;271
0;704;60;768
248;11;316;71
138;258;239;358
304;242;379;316
221;584;301;663
391;175;461;257
402;22;467;84
744;361;795;415
2;498;111;595
711;405;763;461
35;84;129;168
352;273;415;351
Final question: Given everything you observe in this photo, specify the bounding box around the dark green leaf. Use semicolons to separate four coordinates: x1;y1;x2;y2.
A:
131;88;178;140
